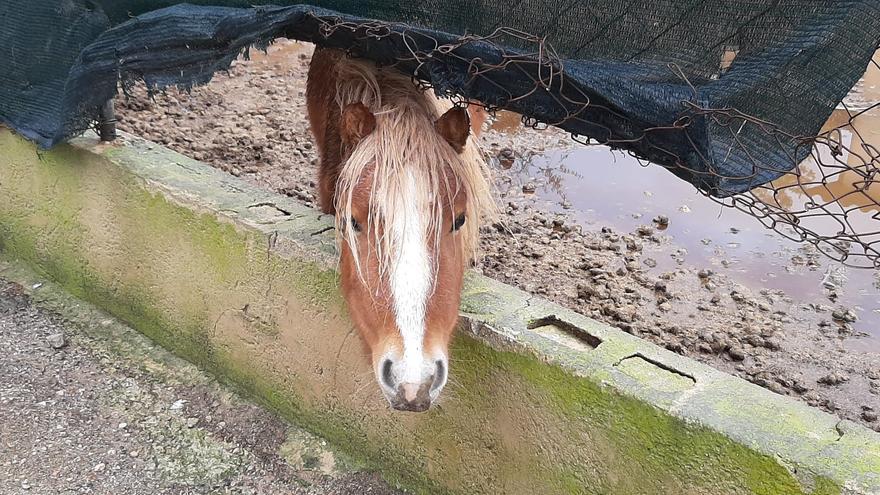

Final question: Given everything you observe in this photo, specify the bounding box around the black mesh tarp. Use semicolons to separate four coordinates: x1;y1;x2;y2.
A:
1;1;878;197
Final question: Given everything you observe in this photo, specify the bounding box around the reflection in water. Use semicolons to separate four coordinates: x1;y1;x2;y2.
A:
749;50;880;263
493;52;880;352
749;106;880;262
755;107;880;216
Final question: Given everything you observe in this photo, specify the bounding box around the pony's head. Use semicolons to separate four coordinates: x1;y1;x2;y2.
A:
333;89;492;412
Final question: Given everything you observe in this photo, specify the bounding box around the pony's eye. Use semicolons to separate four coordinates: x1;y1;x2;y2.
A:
350;217;363;233
452;213;466;232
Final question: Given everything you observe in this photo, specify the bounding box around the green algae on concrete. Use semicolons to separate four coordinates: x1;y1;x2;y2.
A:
1;127;878;494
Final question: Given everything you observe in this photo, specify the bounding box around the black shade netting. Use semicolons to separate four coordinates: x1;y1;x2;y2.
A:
1;1;878;200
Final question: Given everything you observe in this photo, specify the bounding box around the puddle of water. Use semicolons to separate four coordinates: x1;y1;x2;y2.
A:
497;54;880;352
514;140;880;352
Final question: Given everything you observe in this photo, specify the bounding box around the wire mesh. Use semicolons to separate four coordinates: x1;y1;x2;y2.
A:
312;13;880;267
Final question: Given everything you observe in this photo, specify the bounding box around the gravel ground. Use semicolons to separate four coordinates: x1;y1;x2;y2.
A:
0;270;402;495
114;39;880;430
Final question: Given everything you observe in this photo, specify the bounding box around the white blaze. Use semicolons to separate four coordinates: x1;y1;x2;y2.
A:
390;170;432;384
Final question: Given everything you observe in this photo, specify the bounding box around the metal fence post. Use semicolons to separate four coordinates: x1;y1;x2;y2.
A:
98;100;117;142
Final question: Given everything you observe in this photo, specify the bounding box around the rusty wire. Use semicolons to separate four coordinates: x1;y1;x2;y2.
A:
312;14;880;268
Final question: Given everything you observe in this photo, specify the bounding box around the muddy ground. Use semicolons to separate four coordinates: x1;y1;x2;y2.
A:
0;274;401;494
114;40;880;431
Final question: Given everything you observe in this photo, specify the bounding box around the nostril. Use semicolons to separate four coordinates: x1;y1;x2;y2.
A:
430;360;447;394
381;358;395;389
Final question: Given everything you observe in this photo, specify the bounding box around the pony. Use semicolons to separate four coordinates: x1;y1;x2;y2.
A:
306;47;494;412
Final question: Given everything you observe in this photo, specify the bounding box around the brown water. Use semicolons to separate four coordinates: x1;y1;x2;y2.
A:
500;54;880;352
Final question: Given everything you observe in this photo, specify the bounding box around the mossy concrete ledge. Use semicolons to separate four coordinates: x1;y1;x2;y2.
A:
0;127;877;495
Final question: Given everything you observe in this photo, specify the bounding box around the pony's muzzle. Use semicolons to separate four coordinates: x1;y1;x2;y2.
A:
379;358;447;412
392;382;433;412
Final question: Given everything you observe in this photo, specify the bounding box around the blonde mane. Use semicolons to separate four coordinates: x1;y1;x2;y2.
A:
332;57;496;280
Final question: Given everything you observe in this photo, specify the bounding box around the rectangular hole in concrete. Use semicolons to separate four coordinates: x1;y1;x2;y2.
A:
527;315;602;351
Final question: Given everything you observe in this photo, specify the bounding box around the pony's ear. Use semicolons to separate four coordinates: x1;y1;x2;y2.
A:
435;106;470;153
340;102;376;147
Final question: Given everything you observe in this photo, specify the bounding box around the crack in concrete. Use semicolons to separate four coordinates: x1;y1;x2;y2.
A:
310;225;335;236
332;326;358;393
613;352;697;384
262;233;277;298
211;305;248;338
239;303;274;329
834;420;846;442
247;201;292;216
266;231;278;261
511;296;531;315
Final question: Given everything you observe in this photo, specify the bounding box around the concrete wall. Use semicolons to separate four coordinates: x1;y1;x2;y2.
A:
1;127;878;494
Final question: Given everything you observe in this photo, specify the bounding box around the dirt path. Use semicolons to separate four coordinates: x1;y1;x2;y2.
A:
0;271;401;495
114;39;879;431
